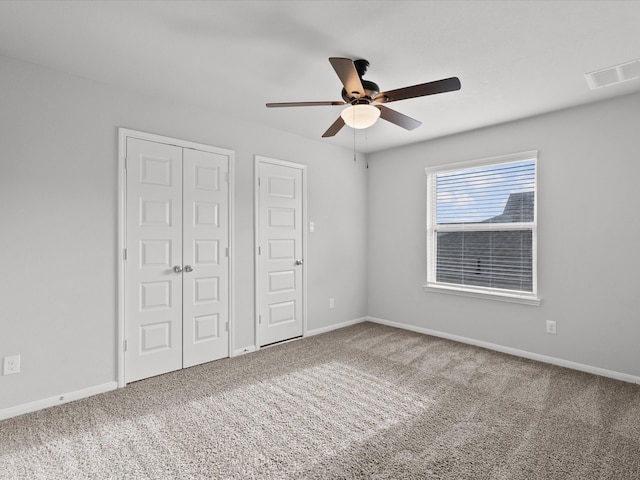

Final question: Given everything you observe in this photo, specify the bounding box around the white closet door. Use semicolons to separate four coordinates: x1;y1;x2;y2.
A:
182;148;229;367
124;137;230;383
258;161;304;346
125;138;183;383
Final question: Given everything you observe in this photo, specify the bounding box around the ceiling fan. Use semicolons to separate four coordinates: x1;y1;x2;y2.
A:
266;57;461;138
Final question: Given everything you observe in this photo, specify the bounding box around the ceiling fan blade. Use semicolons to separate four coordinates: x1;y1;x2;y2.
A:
322;116;345;137
377;105;422;130
329;57;366;99
266;101;345;108
374;77;461;103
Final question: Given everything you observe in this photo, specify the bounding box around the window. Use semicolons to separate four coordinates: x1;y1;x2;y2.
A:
425;151;540;305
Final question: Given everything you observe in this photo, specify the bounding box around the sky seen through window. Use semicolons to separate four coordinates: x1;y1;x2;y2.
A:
436;159;535;224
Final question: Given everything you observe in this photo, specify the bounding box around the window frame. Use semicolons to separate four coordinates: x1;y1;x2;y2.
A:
424;150;541;306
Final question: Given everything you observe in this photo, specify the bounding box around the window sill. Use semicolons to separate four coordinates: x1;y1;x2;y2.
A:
423;283;542;306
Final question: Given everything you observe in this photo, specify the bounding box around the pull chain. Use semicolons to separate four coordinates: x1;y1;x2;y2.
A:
365;129;369;168
353;117;357;162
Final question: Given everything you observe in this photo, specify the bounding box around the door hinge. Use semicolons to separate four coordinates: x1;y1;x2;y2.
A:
123;339;128;352
258;246;261;255
259;315;262;324
225;247;229;258
225;321;229;332
123;248;127;260
258;177;261;187
124;156;127;170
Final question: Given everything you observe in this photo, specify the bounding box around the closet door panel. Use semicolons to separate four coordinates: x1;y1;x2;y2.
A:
182;148;230;367
125;138;183;383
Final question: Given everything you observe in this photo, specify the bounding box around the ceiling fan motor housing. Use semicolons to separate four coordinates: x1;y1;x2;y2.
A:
342;80;380;104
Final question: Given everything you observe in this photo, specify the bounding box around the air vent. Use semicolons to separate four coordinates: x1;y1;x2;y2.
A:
585;59;640;90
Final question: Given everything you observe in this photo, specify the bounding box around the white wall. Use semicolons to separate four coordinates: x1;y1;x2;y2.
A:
367;92;640;379
0;55;368;411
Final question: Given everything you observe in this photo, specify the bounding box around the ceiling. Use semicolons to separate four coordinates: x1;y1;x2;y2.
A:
1;1;639;153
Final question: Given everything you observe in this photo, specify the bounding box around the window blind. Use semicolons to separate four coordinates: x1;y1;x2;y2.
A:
427;156;537;296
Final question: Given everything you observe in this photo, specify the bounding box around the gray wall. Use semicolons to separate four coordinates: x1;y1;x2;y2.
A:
367;92;640;378
2;50;638;414
0;55;368;410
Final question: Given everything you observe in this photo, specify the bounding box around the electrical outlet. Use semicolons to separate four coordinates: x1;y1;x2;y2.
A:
546;320;557;335
3;355;21;375
329;298;335;309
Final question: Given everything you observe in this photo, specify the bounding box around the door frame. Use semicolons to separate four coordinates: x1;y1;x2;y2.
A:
254;155;308;350
117;128;235;387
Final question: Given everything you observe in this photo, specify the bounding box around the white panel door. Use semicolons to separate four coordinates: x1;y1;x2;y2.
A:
182;148;229;368
125;138;183;382
258;161;304;346
125;137;230;383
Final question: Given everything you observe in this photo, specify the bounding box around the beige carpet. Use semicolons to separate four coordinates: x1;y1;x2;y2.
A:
1;322;639;479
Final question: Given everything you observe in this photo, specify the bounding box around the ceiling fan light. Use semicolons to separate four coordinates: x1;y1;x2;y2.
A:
341;104;380;129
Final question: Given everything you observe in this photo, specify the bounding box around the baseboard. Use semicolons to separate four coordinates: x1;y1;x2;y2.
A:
6;316;633;422
366;316;640;385
236;316;367;354
232;345;257;357
0;381;118;421
236;318;367;355
306;317;368;337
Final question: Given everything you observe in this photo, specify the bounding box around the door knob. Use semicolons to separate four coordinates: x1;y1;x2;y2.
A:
184;265;194;273
173;265;183;273
295;259;304;266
